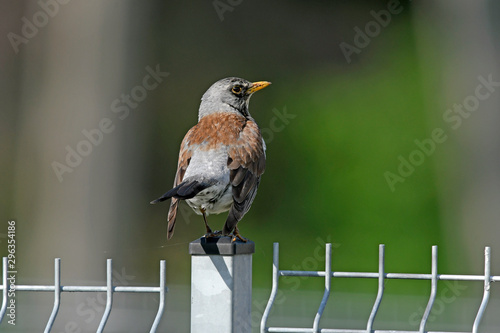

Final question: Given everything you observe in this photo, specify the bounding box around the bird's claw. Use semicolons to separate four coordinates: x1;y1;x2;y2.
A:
204;230;222;238
231;231;247;243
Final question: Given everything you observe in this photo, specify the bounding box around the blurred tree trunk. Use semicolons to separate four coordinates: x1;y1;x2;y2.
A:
9;1;152;329
414;0;500;271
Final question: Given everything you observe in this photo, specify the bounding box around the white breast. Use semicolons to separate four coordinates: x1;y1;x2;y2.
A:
183;147;233;215
183;148;230;183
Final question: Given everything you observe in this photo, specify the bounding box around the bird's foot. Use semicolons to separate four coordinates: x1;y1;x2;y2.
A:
204;230;222;238
231;228;247;243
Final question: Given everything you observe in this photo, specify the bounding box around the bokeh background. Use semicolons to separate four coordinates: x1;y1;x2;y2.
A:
1;0;500;332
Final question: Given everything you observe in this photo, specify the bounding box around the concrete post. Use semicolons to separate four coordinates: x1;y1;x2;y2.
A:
190;237;255;333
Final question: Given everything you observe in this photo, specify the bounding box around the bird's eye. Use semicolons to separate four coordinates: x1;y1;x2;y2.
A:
232;85;242;94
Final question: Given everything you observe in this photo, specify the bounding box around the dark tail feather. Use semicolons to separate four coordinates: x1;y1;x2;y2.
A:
223;200;246;235
176;181;207;198
222;209;238;235
150;180;211;204
167;199;179;240
152;180;212;239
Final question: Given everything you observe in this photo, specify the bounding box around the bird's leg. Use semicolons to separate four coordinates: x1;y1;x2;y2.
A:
231;225;247;243
201;209;212;234
201;210;221;238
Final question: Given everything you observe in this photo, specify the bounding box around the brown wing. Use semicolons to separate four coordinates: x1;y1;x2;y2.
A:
166;128;194;239
223;119;266;235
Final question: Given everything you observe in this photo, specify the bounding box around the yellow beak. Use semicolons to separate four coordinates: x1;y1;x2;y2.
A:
247;81;271;94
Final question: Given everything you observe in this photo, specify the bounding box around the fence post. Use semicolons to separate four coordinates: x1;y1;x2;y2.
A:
190;236;255;333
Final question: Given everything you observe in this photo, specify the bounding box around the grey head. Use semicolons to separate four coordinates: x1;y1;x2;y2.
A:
198;77;271;121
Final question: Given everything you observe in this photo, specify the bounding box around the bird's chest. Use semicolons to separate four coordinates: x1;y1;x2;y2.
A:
181;113;248;214
183;149;233;214
183;148;230;182
186;182;233;215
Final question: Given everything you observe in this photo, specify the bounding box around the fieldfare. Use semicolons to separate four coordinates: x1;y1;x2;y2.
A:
151;77;270;241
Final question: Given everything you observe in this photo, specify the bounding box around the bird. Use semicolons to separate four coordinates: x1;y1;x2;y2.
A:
150;77;270;241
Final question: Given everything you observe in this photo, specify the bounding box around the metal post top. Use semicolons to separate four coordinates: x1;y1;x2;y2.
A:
189;236;255;255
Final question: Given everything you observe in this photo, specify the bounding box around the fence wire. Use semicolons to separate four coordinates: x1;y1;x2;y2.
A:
0;258;167;332
261;243;498;333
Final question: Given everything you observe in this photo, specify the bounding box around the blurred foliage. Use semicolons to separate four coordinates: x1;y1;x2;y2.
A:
249;20;442;293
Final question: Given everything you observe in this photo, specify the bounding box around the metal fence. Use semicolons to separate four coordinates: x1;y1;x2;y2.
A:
261;243;498;333
0;257;167;332
1;243;497;333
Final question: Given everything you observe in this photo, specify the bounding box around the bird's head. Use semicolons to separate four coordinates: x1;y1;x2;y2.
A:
199;77;271;120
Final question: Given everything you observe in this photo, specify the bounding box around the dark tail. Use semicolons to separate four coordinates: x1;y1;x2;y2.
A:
167;199;179;240
151;180;212;240
222;199;248;235
150;180;211;204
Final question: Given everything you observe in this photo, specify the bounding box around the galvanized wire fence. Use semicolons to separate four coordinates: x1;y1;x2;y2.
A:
0;257;167;332
1;244;497;333
261;243;498;333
